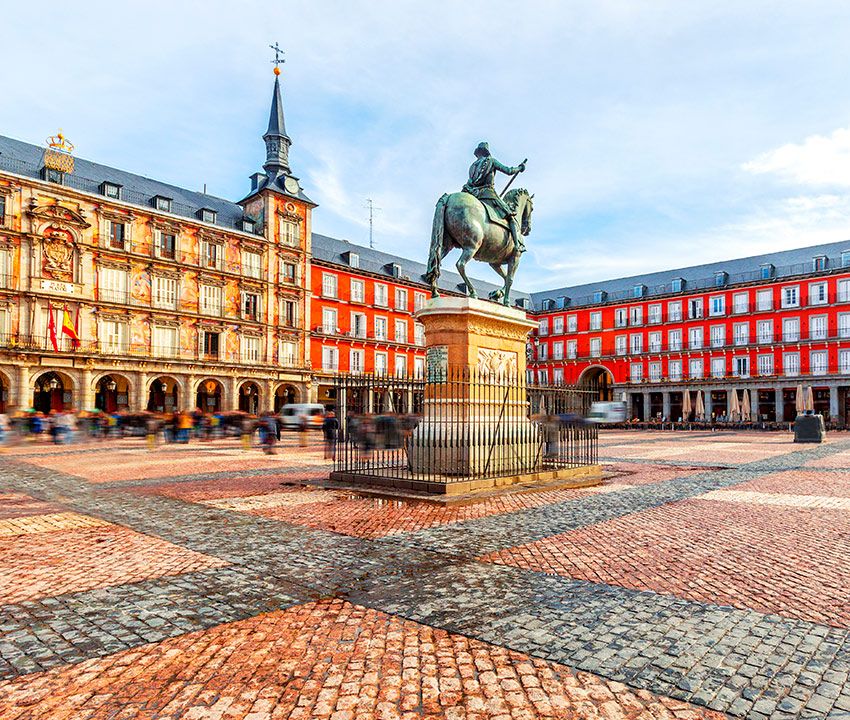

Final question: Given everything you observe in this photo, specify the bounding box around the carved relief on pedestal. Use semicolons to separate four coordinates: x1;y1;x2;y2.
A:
477;348;517;378
41;226;75;282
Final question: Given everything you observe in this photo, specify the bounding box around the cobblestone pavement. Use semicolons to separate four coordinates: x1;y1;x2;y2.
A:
0;431;849;719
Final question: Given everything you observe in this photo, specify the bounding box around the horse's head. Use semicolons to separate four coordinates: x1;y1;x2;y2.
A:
505;188;534;235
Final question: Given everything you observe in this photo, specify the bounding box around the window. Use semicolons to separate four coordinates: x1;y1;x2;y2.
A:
809;315;828;341
711;357;725;378
760;264;774;280
242;251;261;279
732;293;748;314
200;240;222;269
553;368;564;384
106;220;127;250
414;356;426;378
566;315;577;332
781;286;800;308
414;322;425;346
783;352;800;377
199;284;223;316
630;333;642;354
733;356;750;378
153;276;178;309
99;319;127;354
668;301;682;322
199;208;217;224
242;292;260;321
839;280;850;303
280;341;297;366
757;354;774;376
351;278;365;303
668;329;682;351
813;256;827;272
394;288;408;311
809;282;828;306
240;219;255;233
101;182;121;199
321;273;338;298
633;284;646;298
629;306;643;326
538;319;549;336
756;289;773;311
552;341;564;360
668;359;682;381
688;298;703;319
688;327;703;349
710;325;725;348
615;336;627;355
757;320;773;344
154;230;176;259
374;283;388;307
566;340;577;359
99;267;129;303
782;317;800;342
630;363;643;383
538;344;548;361
671;278;684;292
714;271;727;287
537;369;549;385
394;354;407;377
0;249;9;288
350;312;367;338
648;304;662;324
733;322;749;346
348;253;359;269
153;326;178;358
649;362;661;381
843;251;850;269
394;319;408;343
280;219;299;246
321;346;339;371
614;308;627;328
688;358;703;379
810;350;828;376
589;337;601;358
153;196;172;213
374;316;387;340
839;313;850;339
592;291;606;303
375;351;388;375
414;292;427;311
281;261;296;284
552;316;564;334
322;307;337;334
841;350;850;374
350;349;365;373
709;295;725;316
589;311;602;330
202;331;220;360
281;299;297;327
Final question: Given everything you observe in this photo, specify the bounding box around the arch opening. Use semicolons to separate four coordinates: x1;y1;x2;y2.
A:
95;374;131;413
147;377;180;413
33;371;73;413
274;383;299;411
196;378;223;413
577;366;615;402
238;382;260;414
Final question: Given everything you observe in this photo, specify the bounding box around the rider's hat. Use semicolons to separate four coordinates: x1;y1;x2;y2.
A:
474;142;490;158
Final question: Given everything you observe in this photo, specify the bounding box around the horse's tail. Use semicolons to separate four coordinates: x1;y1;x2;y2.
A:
425;193;449;292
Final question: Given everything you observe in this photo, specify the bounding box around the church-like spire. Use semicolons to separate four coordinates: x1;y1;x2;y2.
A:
263;71;291;175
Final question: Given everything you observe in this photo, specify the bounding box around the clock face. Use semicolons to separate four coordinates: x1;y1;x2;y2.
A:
284;176;300;194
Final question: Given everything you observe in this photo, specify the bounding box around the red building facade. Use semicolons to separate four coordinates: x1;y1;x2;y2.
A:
527;243;850;423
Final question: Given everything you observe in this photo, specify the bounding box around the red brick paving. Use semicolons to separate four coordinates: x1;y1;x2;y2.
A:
0;599;725;720
0;493;62;520
481;498;850;628
727;469;850;498
0;524;228;605
135;473;328;502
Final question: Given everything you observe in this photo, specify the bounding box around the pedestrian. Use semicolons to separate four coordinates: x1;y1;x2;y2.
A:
322;410;339;460
298;413;309;447
262;414;278;455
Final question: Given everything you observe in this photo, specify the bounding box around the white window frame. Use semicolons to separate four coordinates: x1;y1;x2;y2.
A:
615;335;627;356
589;337;601;358
552;341;564;360
710;325;725;348
394;319;408;344
781;285;800;308
350;278;365;303
241;335;261;363
394;287;408;311
809;315;828;341
566;315;577;332
709;295;725;317
668;301;682;322
648;304;662;324
688;327;703;350
711;357;725;379
783;351;800;377
841;349;850;374
199;284;223;317
756;289;773;311
589;311;602;331
757;354;774;376
200;240;222;269
152;325;178;358
153;276;178;309
629;333;642;354
809;282;828;306
733;356;750;378
552;316;564;334
566;340;577;359
242;250;262;279
668;329;682;352
99;319;128;354
630;362;643;383
374;351;388;375
782;317;800;342
688;358;704;379
321;345;339;372
321;272;338;298
374;283;388;307
614;308;627;328
757;319;773;344
810;350;828;376
374;316;388;341
732;292;748;314
733;322;749;346
668;359;682;382
629;306;643;326
350;348;365;373
322;307;338;335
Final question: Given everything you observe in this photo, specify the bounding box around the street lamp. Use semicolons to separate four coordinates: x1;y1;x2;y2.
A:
48;377;59;391
106;379;117;392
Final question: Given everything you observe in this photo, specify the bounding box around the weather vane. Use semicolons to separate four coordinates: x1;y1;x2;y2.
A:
270;42;285;75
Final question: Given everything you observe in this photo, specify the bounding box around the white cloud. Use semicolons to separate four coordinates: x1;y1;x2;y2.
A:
743;126;850;187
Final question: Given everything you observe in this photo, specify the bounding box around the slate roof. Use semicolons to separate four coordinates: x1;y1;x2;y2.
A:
311;233;531;303
530;239;850;311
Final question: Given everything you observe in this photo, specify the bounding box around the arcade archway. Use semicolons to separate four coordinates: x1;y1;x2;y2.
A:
147;376;180;413
0;370;9;413
33;371;73;413
273;383;299;412
94;374;131;413
577;365;615;401
196;378;223;413
238;381;260;414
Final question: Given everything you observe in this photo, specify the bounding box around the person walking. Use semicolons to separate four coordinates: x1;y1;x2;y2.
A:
322;410;339;460
298;413;309;447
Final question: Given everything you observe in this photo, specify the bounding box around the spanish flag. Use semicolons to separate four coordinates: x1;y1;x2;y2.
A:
61;306;80;348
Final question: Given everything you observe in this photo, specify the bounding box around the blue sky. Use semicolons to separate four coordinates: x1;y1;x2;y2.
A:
3;1;850;291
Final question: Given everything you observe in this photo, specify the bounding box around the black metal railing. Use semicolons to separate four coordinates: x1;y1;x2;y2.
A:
331;368;597;485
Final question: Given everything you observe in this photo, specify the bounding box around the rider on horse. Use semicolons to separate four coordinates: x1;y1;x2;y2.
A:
462;142;527;253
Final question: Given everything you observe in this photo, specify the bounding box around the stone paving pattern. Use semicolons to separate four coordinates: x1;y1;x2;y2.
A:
0;431;849;718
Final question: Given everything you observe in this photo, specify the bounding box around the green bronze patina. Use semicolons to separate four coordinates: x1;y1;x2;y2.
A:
425;143;532;305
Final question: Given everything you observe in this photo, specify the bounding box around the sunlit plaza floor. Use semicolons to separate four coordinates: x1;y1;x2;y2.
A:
1;430;849;719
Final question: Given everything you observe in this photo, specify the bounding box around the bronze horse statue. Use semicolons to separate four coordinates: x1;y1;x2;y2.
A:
424;188;533;305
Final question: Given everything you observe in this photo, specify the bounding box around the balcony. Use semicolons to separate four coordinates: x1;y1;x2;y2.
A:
0;274;15;290
98;288;130;304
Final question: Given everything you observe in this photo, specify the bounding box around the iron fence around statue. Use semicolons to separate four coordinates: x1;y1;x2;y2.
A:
330;367;597;485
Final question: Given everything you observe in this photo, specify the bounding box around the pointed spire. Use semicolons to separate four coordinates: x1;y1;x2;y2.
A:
263;72;291;175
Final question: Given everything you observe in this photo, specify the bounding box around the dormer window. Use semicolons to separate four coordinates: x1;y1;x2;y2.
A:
240;218;255;233
101;182;122;199
671;278;684;292
389;263;402;278
346;252;360;269
558;296;569;308
153;196;172;213
714;271;728;287
842;251;850;268
813;255;827;272
633;284;646;298
42;167;64;184
543;299;555;311
593;290;607;303
198;208;217;224
760;263;774;280
515;298;528;309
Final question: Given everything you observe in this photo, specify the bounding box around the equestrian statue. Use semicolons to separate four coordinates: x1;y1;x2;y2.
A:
425;142;533;305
